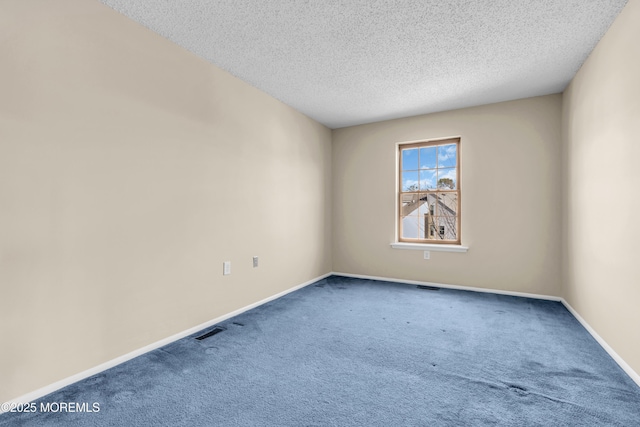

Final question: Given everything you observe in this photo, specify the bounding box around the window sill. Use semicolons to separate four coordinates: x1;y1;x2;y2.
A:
390;243;469;253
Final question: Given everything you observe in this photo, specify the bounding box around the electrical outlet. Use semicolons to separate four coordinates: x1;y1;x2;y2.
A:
253;256;259;268
223;261;231;275
423;251;430;260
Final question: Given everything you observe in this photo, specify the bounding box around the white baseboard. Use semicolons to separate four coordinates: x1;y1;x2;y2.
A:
332;271;563;301
4;271;637;413
1;272;332;413
332;271;640;388
560;299;640;387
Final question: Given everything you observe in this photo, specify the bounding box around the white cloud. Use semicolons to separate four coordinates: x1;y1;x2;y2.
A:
438;169;457;181
403;178;436;190
438;145;457;164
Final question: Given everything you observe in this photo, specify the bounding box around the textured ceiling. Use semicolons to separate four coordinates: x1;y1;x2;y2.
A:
99;0;627;129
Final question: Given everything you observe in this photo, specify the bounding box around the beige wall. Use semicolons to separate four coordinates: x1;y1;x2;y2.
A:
562;1;640;375
0;0;332;402
2;0;637;406
332;95;563;296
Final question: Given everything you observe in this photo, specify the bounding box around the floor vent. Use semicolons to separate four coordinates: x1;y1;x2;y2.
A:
417;285;440;291
232;322;245;326
195;327;225;341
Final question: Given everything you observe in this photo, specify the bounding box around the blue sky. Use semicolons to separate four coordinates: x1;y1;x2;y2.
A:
401;144;457;191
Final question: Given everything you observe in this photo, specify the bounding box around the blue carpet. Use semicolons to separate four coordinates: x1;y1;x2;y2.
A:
2;276;639;426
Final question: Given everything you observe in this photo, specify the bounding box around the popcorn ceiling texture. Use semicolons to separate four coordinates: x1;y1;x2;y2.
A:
99;0;627;128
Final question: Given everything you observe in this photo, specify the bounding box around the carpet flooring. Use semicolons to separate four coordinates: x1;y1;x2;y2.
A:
2;276;639;426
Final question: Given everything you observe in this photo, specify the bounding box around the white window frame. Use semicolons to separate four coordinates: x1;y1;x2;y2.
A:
392;137;468;253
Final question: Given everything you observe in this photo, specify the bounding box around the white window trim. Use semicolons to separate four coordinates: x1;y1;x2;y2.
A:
396;137;461;245
394;136;468;253
390;242;469;253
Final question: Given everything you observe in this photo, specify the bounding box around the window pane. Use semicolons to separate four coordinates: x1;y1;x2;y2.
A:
402;171;419;191
437;193;458;216
401;193;422;217
434;216;458;241
437;168;456;189
438;144;457;168
419;170;437;190
410;193;434;239
401;193;418;206
401;215;419;239
419;146;437;169
401;148;419;171
418;214;430;239
402;193;432;239
415;194;434;215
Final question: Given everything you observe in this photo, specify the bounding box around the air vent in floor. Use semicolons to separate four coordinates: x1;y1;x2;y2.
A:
417;285;439;291
195;327;225;341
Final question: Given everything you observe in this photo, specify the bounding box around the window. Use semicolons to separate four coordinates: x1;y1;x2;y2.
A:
398;138;460;244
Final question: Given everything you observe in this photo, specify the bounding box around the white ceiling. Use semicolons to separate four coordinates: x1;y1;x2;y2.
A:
99;0;628;129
